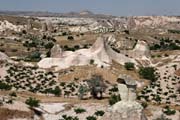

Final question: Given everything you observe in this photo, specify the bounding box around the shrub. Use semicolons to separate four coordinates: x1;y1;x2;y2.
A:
51;86;61;96
62;32;67;36
6;99;13;104
60;82;66;86
123;30;129;34
109;94;121;105
26;51;41;62
67;36;74;40
74;45;80;50
86;116;96;120
90;59;94;65
139;67;157;81
23;41;37;48
9;92;17;97
61;114;79;120
45;42;54;49
0;82;12;90
124;62;135;70
109;85;118;92
164;54;169;57
22;30;27;34
11;49;18;52
94;110;105;116
168;29;180;34
157;55;161;57
80;33;84;36
163;106;176;115
44;86;61;96
0;49;5;52
87;75;107;99
74;108;86;114
141;102;148;109
78;85;88;100
25;97;40;107
46;50;51;57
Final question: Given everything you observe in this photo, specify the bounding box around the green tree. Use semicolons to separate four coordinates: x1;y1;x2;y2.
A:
86;116;96;120
0;82;12;90
163;106;176;116
139;67;157;81
67;36;74;40
124;62;135;70
26;51;41;62
87;75;107;99
94;110;105;116
25;97;40;107
78;85;88;100
61;115;79;120
90;59;94;65
52;86;62;96
45;42;54;49
74;108;86;114
109;94;121;105
9;92;17;97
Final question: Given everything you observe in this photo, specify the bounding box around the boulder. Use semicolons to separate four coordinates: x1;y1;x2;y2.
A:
102;101;147;120
102;75;147;120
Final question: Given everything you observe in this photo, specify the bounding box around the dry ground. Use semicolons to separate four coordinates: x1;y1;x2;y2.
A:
0;107;34;120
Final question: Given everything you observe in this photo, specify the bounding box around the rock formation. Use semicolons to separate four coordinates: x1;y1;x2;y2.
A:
132;40;150;58
38;35;137;70
50;44;63;58
117;74;137;101
0;52;10;61
102;75;147;120
0;20;24;32
42;22;48;32
27;19;32;30
38;35;152;70
47;21;53;32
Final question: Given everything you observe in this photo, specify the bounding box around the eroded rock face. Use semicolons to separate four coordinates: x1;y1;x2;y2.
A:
38;35;152;70
0;52;10;61
50;44;63;58
42;22;48;32
102;75;147;120
27;19;32;30
133;40;150;58
0;20;24;32
103;101;147;120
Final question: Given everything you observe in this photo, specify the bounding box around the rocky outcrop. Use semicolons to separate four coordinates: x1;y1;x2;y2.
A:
41;22;48;32
38;35;152;70
39;16;180;33
103;101;146;120
50;44;63;58
0;52;10;61
102;75;147;120
0;20;24;32
132;40;150;58
38;35;138;70
27;19;32;30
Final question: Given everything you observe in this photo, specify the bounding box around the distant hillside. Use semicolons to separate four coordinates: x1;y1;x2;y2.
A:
0;10;114;18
